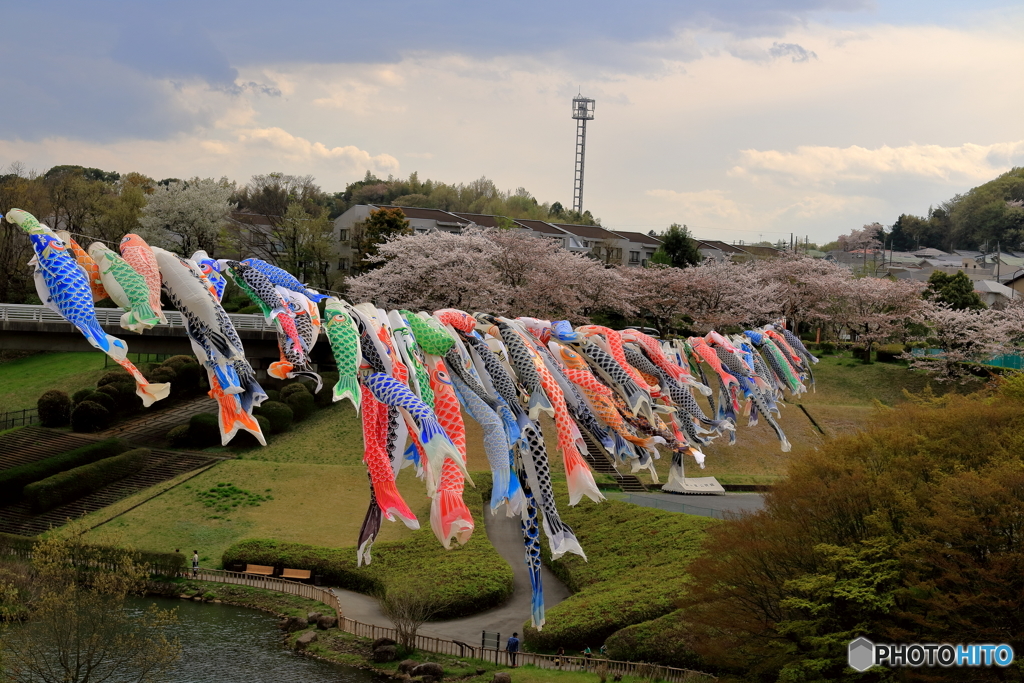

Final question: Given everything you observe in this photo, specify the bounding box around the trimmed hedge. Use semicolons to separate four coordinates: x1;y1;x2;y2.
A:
265;389;281;403
876;343;907;363
25;447;150;513
254;401;293;434
37;390;71;428
279;383;309;400
71;388;93;405
222;476;512;620
285;391;316;422
524;487;716;652
97;370;131;388
189;413;221;448
167;424;190;448
0;438;131;501
84;390;116;413
316;373;339;408
70;400;111;433
145;366;176;385
604;609;705;670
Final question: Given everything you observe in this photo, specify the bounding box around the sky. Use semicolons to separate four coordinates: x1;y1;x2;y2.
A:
1;0;1022;244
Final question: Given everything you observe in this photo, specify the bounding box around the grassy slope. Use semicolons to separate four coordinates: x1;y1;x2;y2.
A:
525;483;716;651
0;352;109;413
84;401;500;565
649;350;984;484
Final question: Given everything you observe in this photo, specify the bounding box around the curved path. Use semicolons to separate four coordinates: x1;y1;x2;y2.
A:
333;507;570;643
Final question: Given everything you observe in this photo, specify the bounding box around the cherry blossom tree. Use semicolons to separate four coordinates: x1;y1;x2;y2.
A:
346;228;634;321
904;301;1005;381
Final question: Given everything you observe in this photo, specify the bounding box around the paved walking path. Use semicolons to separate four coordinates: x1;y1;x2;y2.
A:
607;491;765;518
334;506;570;643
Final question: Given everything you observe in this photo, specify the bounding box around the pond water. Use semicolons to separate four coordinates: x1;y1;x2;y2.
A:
127;596;386;683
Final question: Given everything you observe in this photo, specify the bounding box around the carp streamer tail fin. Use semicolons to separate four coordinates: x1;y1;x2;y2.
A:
357;476;383;567
114;357;170;407
562;447;604;506
489;465;513;514
210;375;265;446
289;370;323;394
333;375;362;413
372;479;419;530
430;489;475;550
268;357;293;380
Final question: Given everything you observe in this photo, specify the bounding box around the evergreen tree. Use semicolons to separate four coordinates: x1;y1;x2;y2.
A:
924;270;986;310
653;223;702;268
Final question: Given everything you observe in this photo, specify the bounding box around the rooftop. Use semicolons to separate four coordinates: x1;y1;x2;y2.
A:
551;222;622;241
450;212;504;228
373;205;469;225
610;230;663;246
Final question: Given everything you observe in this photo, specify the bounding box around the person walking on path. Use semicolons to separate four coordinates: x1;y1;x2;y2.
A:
506;632;520;668
192;550;199;578
555;647;565;669
582;646;592;668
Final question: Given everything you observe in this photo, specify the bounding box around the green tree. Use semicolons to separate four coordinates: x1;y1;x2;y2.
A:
353;207;413;272
275;202;336;289
924;270;985;310
2;525;181;682
682;381;1024;681
653;223;702;268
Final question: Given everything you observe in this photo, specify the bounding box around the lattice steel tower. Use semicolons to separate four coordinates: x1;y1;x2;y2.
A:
571;94;595;214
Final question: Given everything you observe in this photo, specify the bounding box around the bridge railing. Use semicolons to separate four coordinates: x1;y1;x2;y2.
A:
0;303;274;332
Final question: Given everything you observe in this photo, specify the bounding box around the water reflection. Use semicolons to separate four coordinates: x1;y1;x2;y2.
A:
128;596;385;683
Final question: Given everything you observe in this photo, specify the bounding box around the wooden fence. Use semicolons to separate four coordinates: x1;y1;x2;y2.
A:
189;568;342;616
193;568;717;683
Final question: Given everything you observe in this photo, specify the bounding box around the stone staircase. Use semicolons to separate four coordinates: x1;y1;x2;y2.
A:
578;431;648;493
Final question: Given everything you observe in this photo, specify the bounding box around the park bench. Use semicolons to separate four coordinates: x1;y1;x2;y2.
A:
281;568;312;582
243;564;275;576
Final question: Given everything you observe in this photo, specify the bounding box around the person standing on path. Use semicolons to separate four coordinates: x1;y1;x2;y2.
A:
555;647;565;669
582;646;592;668
192;550;199;578
506;632;520;668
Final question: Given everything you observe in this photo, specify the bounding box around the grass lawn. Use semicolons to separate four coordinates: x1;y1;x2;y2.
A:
84;402;503;564
0;352;109;413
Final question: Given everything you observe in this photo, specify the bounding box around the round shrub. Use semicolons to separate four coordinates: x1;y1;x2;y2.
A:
316;372;338;408
145;366;177;384
96;384;121;398
167;424;191;448
285;391;316;422
237;305;261;315
170;362;203;396
280;383;310;400
71;401;110;433
265;389;281;403
162;355;198;371
37;390;71;428
84;391;116;413
71;388;93;406
97;370;131;388
111;382;143;414
188;413;222;448
254;401;293;434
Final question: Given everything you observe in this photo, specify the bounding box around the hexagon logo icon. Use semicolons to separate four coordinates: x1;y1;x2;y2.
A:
848;637;875;672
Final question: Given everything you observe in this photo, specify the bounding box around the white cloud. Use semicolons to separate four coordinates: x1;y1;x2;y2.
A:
731;141;1024;185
